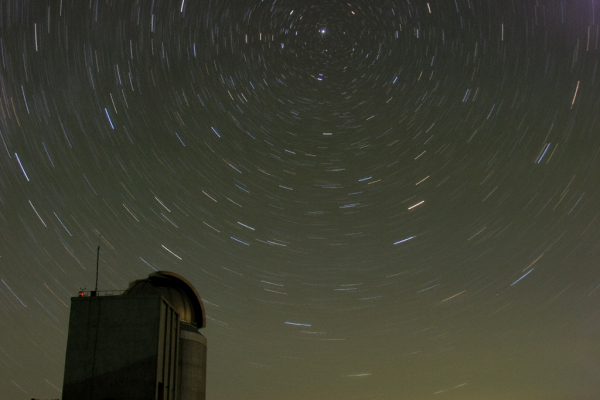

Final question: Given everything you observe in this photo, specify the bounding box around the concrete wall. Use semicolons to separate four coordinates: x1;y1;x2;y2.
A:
62;295;179;400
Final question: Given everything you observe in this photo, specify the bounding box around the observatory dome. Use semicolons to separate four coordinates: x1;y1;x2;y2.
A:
124;271;205;328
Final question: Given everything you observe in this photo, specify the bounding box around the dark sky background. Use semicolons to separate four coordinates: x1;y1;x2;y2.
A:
1;0;600;398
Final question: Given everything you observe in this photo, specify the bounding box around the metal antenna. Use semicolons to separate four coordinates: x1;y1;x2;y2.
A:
94;242;100;296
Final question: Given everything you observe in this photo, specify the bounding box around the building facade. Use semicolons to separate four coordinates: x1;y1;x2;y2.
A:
61;271;206;400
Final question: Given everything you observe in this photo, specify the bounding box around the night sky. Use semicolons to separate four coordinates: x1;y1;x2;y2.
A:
1;0;600;398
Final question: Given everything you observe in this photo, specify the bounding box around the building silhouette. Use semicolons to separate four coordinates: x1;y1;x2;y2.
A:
61;271;207;400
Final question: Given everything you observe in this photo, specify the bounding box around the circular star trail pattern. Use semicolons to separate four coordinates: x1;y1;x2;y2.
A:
2;0;600;398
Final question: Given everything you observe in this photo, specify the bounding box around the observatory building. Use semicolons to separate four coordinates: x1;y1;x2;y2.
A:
61;271;207;400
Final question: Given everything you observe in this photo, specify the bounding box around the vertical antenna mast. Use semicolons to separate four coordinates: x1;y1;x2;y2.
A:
94;245;100;296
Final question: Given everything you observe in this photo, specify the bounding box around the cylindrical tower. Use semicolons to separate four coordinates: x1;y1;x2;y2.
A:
179;325;207;399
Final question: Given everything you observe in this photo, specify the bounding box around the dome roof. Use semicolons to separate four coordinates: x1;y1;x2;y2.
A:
124;271;205;328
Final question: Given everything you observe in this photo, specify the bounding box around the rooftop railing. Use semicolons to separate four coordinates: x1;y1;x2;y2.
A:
77;290;126;297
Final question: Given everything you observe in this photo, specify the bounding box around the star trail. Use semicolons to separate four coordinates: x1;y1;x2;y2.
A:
1;0;600;398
